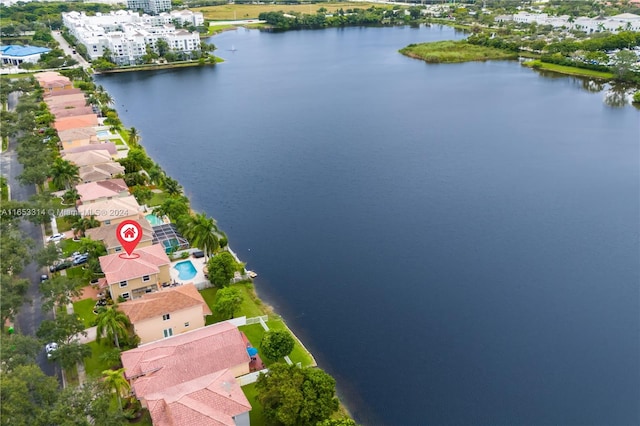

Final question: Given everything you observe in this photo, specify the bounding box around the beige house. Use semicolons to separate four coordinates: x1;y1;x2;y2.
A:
77;195;141;226
118;284;212;344
35;71;73;92
62;142;117;158
99;244;171;301
52;105;95;119
121;322;252;426
86;218;153;254
58;127;99;150
79;162;125;183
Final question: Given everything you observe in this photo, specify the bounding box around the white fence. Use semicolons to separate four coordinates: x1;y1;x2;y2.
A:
237;368;268;386
223;315;269;328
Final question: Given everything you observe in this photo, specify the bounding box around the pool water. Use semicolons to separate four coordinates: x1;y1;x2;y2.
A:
96;130;110;137
174;260;197;280
145;214;163;226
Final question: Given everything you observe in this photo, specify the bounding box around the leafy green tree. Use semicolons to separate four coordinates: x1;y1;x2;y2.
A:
35;242;61;268
156;39;170;57
260;330;295;360
182;213;220;257
131;186;153;205
73;215;100;238
78;237;107;259
0;222;33;274
0;275;30;326
51;341;91;369
128;126;140;146
206;251;239;287
62;188;80;204
49;379;126;426
633;91;640;104
162;176;182;196
213;286;243;319
95;305;130;349
102;368;130;411
39;275;84;311
0;332;41;372
50;158;80;190
37;312;87;346
613;49;638;78
317;419;358;426
147;165;165;186
0;364;59;425
154;196;190;221
256;364;339;426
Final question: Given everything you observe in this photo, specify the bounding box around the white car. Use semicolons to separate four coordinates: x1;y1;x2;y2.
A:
45;342;58;359
47;233;65;243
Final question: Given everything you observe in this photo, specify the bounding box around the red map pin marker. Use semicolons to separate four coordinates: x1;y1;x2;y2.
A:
116;220;143;257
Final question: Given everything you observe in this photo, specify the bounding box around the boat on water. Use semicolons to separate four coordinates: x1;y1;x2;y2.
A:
247;270;257;278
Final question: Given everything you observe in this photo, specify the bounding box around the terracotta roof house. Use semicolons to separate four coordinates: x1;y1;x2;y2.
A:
43;93;86;108
54;114;99;132
119;284;212;344
63;149;112;167
62;142;117;157
35;71;72;92
57;127;99;150
77;195;141;226
43;88;83;98
99;243;171;301
86;218;153;254
144;369;251;426
121;322;252;425
78;162;125;183
52;105;94;119
76;178;129;204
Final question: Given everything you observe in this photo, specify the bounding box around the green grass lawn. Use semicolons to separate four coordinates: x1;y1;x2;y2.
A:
524;60;614;80
201;283;265;325
1;179;8;200
73;298;97;328
65;266;85;279
239;320;315;367
84;340;115;378
242;383;269;426
147;190;168;207
60;239;82;257
400;40;518;63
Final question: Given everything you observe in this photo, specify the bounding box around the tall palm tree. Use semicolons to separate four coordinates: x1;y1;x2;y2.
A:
50;158;80;190
162;176;182;196
102;368;130;411
181;213;219;258
62;188;79;205
128;127;140;146
95;305;130;349
73;215;100;237
147;165;165;186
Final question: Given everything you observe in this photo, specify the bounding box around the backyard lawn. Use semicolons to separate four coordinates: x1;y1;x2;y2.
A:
239;320;315;367
242;383;268;426
60;238;82;257
73;298;97;328
84;340;115;378
200;283;265;325
147;190;168;207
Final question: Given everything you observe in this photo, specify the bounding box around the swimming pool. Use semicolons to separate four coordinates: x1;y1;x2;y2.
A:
145;214;163;226
96;130;110;138
174;260;197;281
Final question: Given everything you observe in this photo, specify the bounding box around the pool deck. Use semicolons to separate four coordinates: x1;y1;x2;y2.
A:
169;256;209;288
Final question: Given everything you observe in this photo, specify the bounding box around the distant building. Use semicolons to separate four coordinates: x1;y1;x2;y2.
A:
62;10;203;65
127;0;171;15
0;45;51;66
502;11;640;33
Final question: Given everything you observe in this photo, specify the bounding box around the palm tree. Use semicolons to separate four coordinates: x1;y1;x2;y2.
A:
128;127;140;146
73;215;100;237
50;158;80;190
181;212;219;258
147;165;165;186
162;176;182;196
95;305;130;349
62;188;79;205
102;368;130;411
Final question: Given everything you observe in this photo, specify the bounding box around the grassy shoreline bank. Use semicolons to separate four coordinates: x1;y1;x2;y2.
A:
523;59;614;80
400;40;518;63
94;58;223;74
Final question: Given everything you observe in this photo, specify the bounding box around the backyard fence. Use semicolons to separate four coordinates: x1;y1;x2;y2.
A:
223;315;268;328
237;368;268;386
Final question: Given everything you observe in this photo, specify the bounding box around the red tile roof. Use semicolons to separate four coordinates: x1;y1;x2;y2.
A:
145;369;251;426
121;322;250;398
99;243;169;283
119;284;212;323
62;142;117;157
54;114;99;132
76;178;128;203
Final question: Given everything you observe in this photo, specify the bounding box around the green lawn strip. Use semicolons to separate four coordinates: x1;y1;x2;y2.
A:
63;364;80;387
201;283;265;325
524;60;614;80
147;190;168;207
238;323;274;367
2;136;7;152
60;239;82;257
1;179;8;200
73;298;97;328
400;40;517;63
264;319;315;367
65;266;85;279
50;198;75;232
242;382;268;426
84;340;114;378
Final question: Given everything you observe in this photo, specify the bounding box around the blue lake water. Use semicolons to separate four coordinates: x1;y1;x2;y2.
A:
97;25;640;425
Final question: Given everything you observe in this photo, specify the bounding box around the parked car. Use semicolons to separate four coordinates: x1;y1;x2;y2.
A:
72;254;89;265
47;233;65;243
49;261;72;272
45;342;58;359
40;274;49;282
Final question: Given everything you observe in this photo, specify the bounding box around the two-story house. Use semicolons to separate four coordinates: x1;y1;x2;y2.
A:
98;244;170;300
86;218;153;254
76;178;129;205
118;284;211;344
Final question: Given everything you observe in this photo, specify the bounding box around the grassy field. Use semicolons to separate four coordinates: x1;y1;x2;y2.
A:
400;40;518;63
524;60;614;80
73;298;97;328
196;2;383;21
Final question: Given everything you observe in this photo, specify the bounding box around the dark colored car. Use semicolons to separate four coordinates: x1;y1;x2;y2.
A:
49;261;72;272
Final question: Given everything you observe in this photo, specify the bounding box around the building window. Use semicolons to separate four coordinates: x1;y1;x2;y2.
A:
114;247;122;252
142;275;150;282
122;292;130;299
104;220;111;225
163;328;173;338
184;322;189;327
119;281;128;287
163;313;170;321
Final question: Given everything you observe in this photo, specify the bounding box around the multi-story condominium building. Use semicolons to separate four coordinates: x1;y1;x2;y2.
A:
127;0;171;15
63;10;202;65
505;11;640;33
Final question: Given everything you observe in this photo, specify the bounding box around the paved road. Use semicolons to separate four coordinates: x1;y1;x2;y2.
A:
51;30;90;69
1;91;61;382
